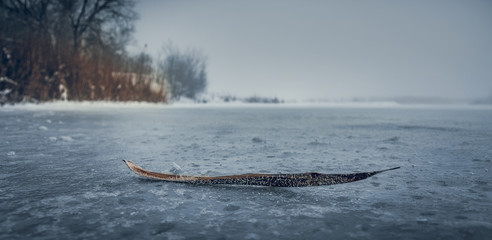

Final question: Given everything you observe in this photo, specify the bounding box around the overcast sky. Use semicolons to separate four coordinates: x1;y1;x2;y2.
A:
129;0;492;101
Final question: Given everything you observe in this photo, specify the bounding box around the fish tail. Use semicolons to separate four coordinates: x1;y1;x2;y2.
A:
377;166;400;173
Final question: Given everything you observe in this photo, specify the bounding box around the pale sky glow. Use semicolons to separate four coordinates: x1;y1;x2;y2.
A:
130;0;492;101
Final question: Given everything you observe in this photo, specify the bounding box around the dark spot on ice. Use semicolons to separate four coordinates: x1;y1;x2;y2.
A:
356;224;370;232
66;200;80;207
411;195;424;200
420;212;436;216
252;137;265;143
384;136;399;143
190;143;199;148
307;140;328;146
385;185;397;190
336;196;350;202
371;202;391;209
437;181;448;187
474;181;487;186
20;216;57;233
472;159;491;163
218;197;231;202
370;182;381;187
266;155;275;158
455;215;468;220
224;205;240;211
118;196;144;205
152;222;175;235
399;125;459;132
281;152;294;157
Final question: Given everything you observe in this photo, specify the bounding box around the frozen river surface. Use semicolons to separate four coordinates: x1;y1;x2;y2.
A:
1;104;491;239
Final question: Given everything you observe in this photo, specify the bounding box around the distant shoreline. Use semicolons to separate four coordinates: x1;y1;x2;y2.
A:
1;100;491;111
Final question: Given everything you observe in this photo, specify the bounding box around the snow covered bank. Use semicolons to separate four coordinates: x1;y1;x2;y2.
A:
1;99;491;111
0;101;168;111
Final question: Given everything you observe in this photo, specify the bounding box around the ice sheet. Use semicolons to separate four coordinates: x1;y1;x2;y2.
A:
1;105;491;239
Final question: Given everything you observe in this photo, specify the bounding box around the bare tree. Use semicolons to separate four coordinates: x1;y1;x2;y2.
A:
0;0;52;35
158;44;207;100
0;0;166;103
53;0;137;53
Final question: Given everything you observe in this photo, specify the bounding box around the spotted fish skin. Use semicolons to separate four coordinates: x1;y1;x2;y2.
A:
123;160;399;187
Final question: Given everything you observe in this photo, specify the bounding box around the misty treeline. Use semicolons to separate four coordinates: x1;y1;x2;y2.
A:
158;44;207;101
0;0;207;104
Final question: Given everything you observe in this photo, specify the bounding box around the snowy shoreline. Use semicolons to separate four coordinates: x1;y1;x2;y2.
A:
1;100;491;111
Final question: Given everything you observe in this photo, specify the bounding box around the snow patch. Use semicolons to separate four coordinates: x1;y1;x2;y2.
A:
170;162;183;174
38;126;48;131
59;84;68;101
60;136;73;141
7;151;15;156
